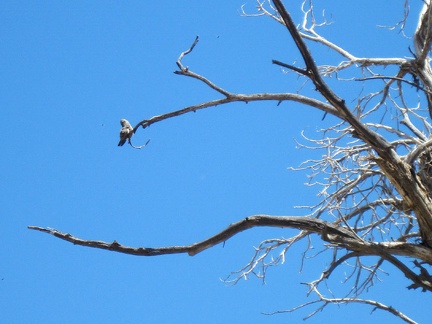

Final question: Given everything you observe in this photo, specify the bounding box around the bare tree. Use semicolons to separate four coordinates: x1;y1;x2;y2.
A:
29;1;432;322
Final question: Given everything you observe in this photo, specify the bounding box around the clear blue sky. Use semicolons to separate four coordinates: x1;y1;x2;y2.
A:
1;1;428;323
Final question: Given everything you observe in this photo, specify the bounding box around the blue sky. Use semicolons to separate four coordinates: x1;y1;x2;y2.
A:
1;1;429;323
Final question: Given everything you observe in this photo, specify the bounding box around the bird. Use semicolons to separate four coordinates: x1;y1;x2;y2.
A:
118;119;133;146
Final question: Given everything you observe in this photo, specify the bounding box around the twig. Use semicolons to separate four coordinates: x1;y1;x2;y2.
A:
129;138;150;149
174;37;232;97
354;75;428;93
176;36;199;71
272;59;307;75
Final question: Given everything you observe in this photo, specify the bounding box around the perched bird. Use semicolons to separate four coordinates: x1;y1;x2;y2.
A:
118;119;133;146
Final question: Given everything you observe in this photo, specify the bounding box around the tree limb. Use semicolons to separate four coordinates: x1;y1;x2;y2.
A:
135;93;338;132
28;216;354;256
28;215;432;265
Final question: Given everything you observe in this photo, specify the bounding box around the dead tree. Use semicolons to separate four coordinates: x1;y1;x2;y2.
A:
29;1;432;322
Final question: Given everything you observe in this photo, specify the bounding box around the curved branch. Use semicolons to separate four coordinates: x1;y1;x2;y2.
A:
176;35;199;71
28;215;432;264
304;287;418;324
405;138;432;164
269;296;417;324
135;93;339;131
28;215;356;257
321;251;361;280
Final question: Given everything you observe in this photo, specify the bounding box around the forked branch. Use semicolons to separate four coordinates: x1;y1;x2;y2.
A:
132;34;340;132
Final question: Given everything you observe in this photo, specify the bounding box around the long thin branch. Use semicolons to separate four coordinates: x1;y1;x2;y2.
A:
28;215;355;257
272;59;308;75
136;93;339;131
28;215;432;264
355;76;428;93
267;296;417;324
307;286;418;324
176;35;199;71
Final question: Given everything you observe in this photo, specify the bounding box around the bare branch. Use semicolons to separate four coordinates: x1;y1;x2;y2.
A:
267;297;417;324
28;216;356;257
174;36;232;97
272;59;307;75
176;35;199;71
28;216;432;281
307;287;417;324
354;75;428;93
129;138;150;150
136;93;339;131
